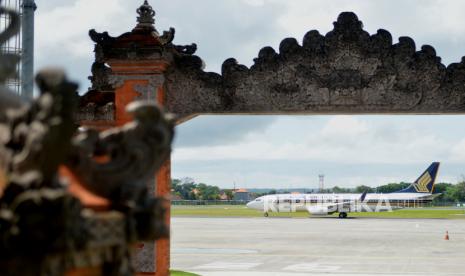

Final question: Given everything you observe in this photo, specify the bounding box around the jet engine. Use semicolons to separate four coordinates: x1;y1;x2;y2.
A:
306;205;331;215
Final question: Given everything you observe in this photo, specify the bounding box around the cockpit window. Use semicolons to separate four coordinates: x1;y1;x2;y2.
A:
256;198;262;201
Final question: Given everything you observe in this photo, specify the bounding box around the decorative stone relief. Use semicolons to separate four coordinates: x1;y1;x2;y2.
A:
133;242;156;273
109;75;165;101
165;12;465;118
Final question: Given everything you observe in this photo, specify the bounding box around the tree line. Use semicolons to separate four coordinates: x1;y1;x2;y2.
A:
351;182;465;203
171;178;465;204
172;178;233;200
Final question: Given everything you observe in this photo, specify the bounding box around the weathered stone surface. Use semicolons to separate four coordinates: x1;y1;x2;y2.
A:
0;69;173;275
69;101;174;205
75;102;115;122
165;12;465;118
80;1;196;124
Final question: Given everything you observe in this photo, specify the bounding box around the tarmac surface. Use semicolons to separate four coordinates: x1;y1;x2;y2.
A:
171;217;465;275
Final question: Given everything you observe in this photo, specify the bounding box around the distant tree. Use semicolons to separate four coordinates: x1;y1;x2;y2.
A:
207;186;221;200
171;177;198;199
224;189;234;200
433;182;454;194
185;183;198;200
331;186;351;193
195;183;220;200
431;182;454;203
171;178;224;200
174;182;197;200
268;189;277;195
445;181;465;203
376;182;410;193
433;183;455;203
354;185;374;193
171;179;181;191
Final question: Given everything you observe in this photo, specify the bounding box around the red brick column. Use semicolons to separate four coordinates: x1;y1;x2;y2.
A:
108;60;171;276
154;159;171;276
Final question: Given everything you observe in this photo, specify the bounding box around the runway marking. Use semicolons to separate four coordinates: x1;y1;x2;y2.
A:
283;263;340;272
194;262;262;270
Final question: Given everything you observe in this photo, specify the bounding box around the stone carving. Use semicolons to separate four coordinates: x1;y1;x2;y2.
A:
83;9;465;120
175;43;198;56
108;74;165;101
165;12;465;118
75;101;115;122
80;30;116;122
68;101;174;205
0;69;86;274
136;0;156;30
0;69;172;275
83;1;166;122
133;242;156;272
0;3;174;274
80;1;198;123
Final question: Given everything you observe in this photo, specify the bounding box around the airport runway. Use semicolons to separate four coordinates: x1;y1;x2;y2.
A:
171;217;465;275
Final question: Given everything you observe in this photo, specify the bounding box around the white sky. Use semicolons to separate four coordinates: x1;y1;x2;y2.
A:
34;0;465;189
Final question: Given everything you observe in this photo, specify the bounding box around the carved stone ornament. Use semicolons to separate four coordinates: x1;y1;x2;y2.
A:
0;3;174;274
135;0;157;31
68;101;174;204
165;12;465;118
109;74;165;100
79;1;198;123
87;1;179;61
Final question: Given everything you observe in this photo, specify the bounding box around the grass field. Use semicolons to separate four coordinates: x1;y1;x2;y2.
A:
171;205;465;219
170;270;200;276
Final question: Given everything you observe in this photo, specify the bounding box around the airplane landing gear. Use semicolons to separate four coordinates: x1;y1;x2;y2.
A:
338;212;348;219
264;212;269;217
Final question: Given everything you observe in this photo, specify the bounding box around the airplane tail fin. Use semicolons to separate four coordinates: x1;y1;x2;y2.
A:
394;162;440;193
360;191;368;202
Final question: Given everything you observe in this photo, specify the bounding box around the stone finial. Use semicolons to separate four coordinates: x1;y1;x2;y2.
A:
135;0;157;33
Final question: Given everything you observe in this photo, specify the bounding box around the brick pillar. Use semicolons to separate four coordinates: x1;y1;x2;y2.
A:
108;60;171;276
155;159;171;276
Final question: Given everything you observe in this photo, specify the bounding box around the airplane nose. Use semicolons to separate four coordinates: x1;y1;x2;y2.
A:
246;202;252;208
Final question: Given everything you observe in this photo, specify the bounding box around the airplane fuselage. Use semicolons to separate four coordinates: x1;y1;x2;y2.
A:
246;162;441;218
246;192;437;215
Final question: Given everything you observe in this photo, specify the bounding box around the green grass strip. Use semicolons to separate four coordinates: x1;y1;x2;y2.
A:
170;270;201;276
171;205;465;219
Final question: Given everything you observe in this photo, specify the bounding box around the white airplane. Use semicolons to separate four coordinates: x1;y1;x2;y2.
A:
246;162;440;218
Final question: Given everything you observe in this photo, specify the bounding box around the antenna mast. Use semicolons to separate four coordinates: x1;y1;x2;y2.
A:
319;174;325;192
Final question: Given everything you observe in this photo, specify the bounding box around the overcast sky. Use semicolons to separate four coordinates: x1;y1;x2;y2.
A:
34;0;465;189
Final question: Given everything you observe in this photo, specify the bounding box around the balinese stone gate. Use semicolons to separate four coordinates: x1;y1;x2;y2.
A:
80;1;465;275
